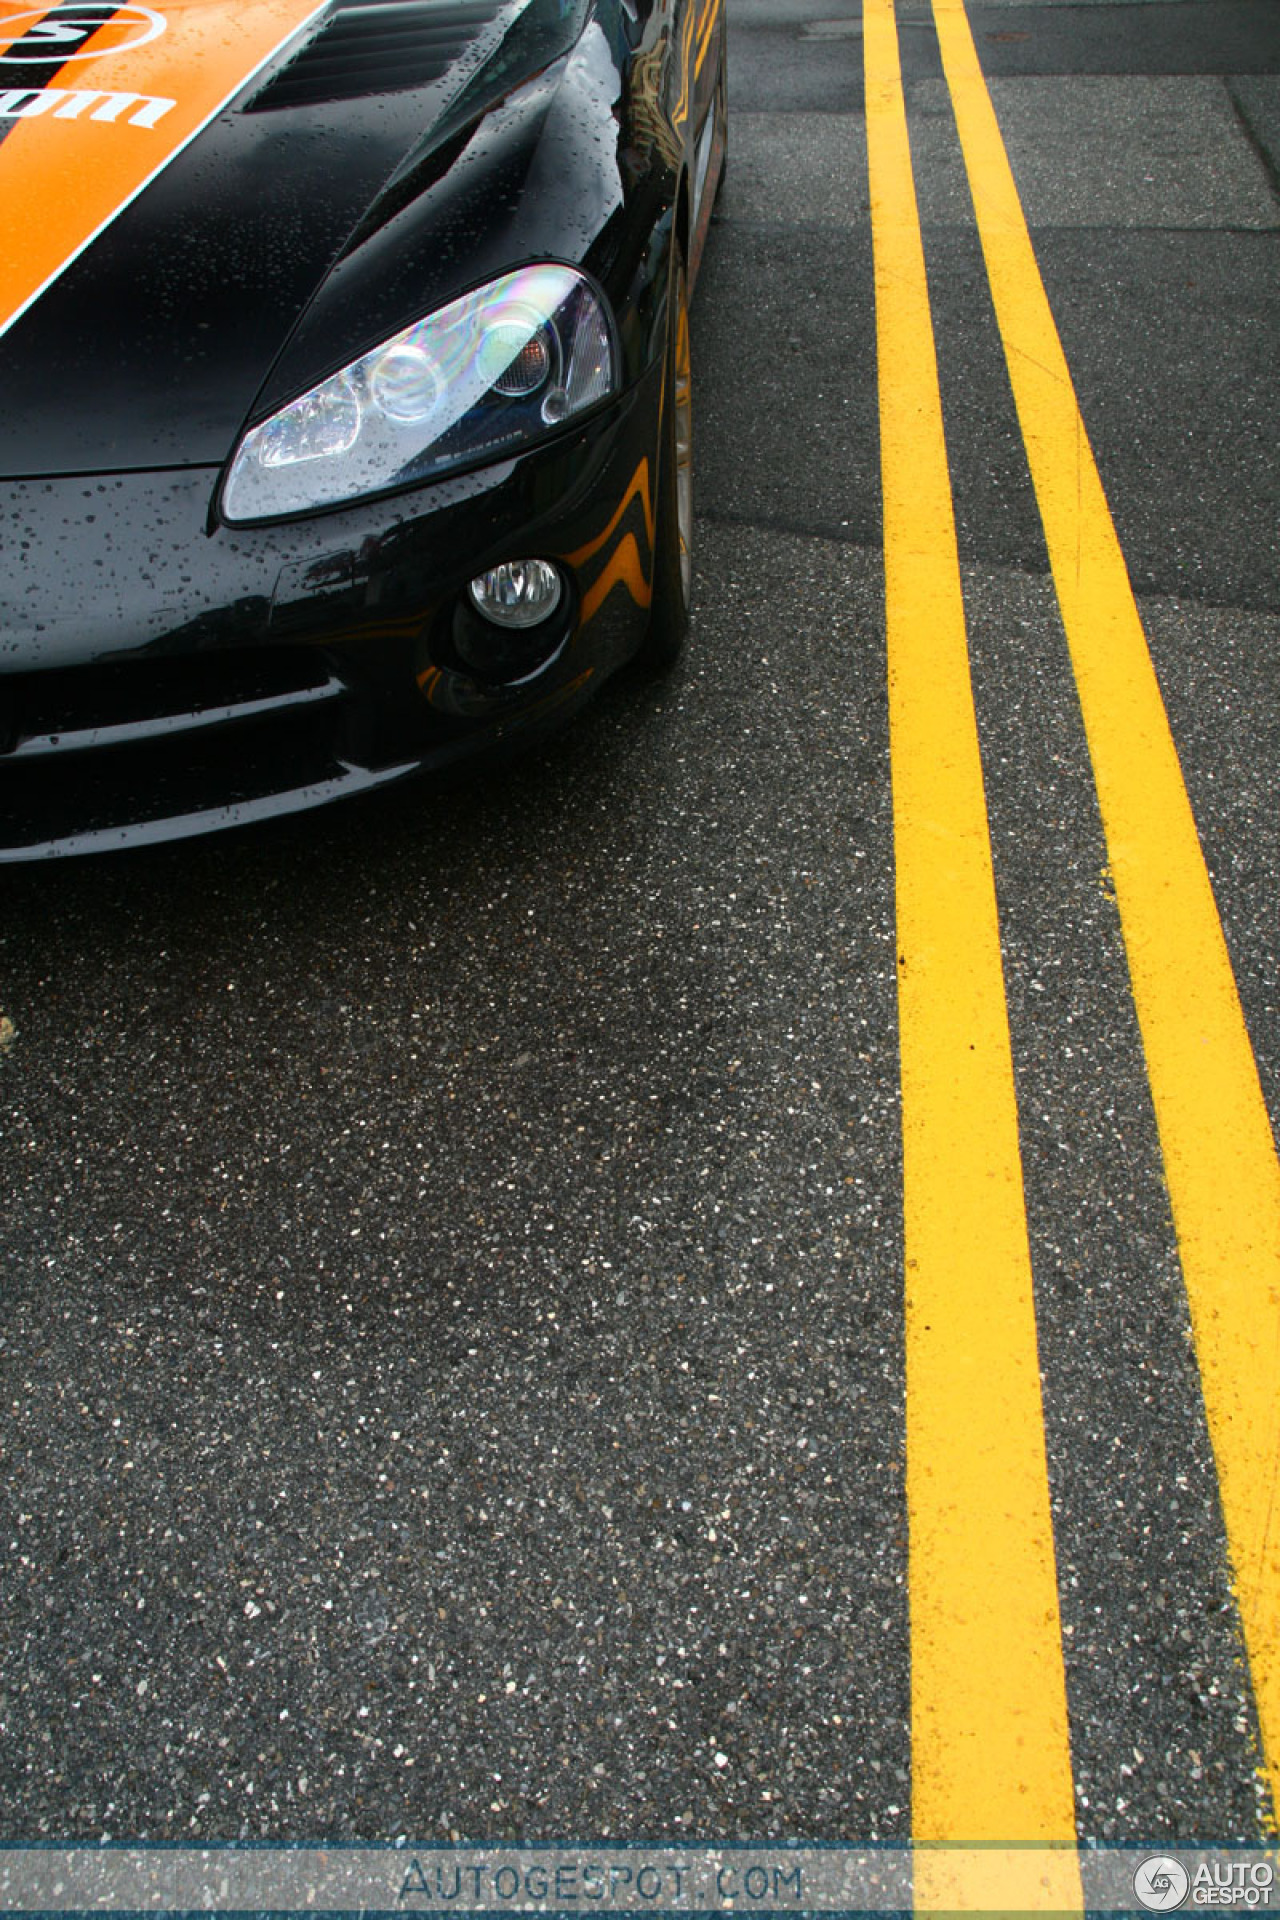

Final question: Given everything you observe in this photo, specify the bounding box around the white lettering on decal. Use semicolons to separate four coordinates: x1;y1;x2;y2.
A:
19;21;90;45
0;6;167;63
0;84;175;125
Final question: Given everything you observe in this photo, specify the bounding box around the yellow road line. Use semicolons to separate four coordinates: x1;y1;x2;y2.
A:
863;0;1083;1903
932;0;1280;1828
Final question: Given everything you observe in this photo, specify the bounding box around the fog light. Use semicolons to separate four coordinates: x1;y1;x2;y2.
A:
467;559;564;630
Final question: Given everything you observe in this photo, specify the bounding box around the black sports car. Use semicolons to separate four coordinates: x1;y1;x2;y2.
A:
0;0;725;857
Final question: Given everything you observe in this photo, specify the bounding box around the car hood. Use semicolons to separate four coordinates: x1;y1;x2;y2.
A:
0;0;621;478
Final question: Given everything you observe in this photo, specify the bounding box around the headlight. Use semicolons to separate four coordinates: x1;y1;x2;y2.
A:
221;265;617;523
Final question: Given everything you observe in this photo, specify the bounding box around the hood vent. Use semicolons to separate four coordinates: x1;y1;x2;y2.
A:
245;0;504;111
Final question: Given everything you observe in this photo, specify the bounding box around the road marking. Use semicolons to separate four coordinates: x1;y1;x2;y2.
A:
932;0;1280;1827
863;0;1083;1904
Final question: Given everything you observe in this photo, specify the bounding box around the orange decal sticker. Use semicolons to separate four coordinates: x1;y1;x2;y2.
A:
565;456;655;569
579;531;652;624
670;0;699;130
0;0;329;340
695;0;719;76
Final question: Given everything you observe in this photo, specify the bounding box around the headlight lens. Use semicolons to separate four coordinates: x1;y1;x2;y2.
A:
221;264;616;523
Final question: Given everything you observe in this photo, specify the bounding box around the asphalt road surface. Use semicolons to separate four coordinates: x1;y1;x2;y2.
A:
3;0;1280;1862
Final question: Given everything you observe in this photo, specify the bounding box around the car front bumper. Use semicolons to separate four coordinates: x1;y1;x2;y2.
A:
0;363;663;860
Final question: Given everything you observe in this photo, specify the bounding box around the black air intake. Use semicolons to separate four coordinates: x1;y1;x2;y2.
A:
245;0;504;110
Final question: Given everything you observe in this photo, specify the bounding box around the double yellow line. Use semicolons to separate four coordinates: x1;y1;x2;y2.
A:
865;0;1280;1897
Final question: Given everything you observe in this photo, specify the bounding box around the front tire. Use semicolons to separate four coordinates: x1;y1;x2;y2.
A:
638;247;692;670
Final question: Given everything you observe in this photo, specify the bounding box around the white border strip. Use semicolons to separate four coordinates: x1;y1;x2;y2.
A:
0;1847;1276;1913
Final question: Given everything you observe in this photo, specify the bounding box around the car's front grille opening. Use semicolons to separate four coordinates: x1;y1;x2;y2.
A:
0;634;454;858
1;649;344;761
0;706;360;857
0;649;368;855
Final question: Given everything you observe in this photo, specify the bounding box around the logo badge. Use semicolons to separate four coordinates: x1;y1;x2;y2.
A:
1135;1858;1192;1913
0;5;166;63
